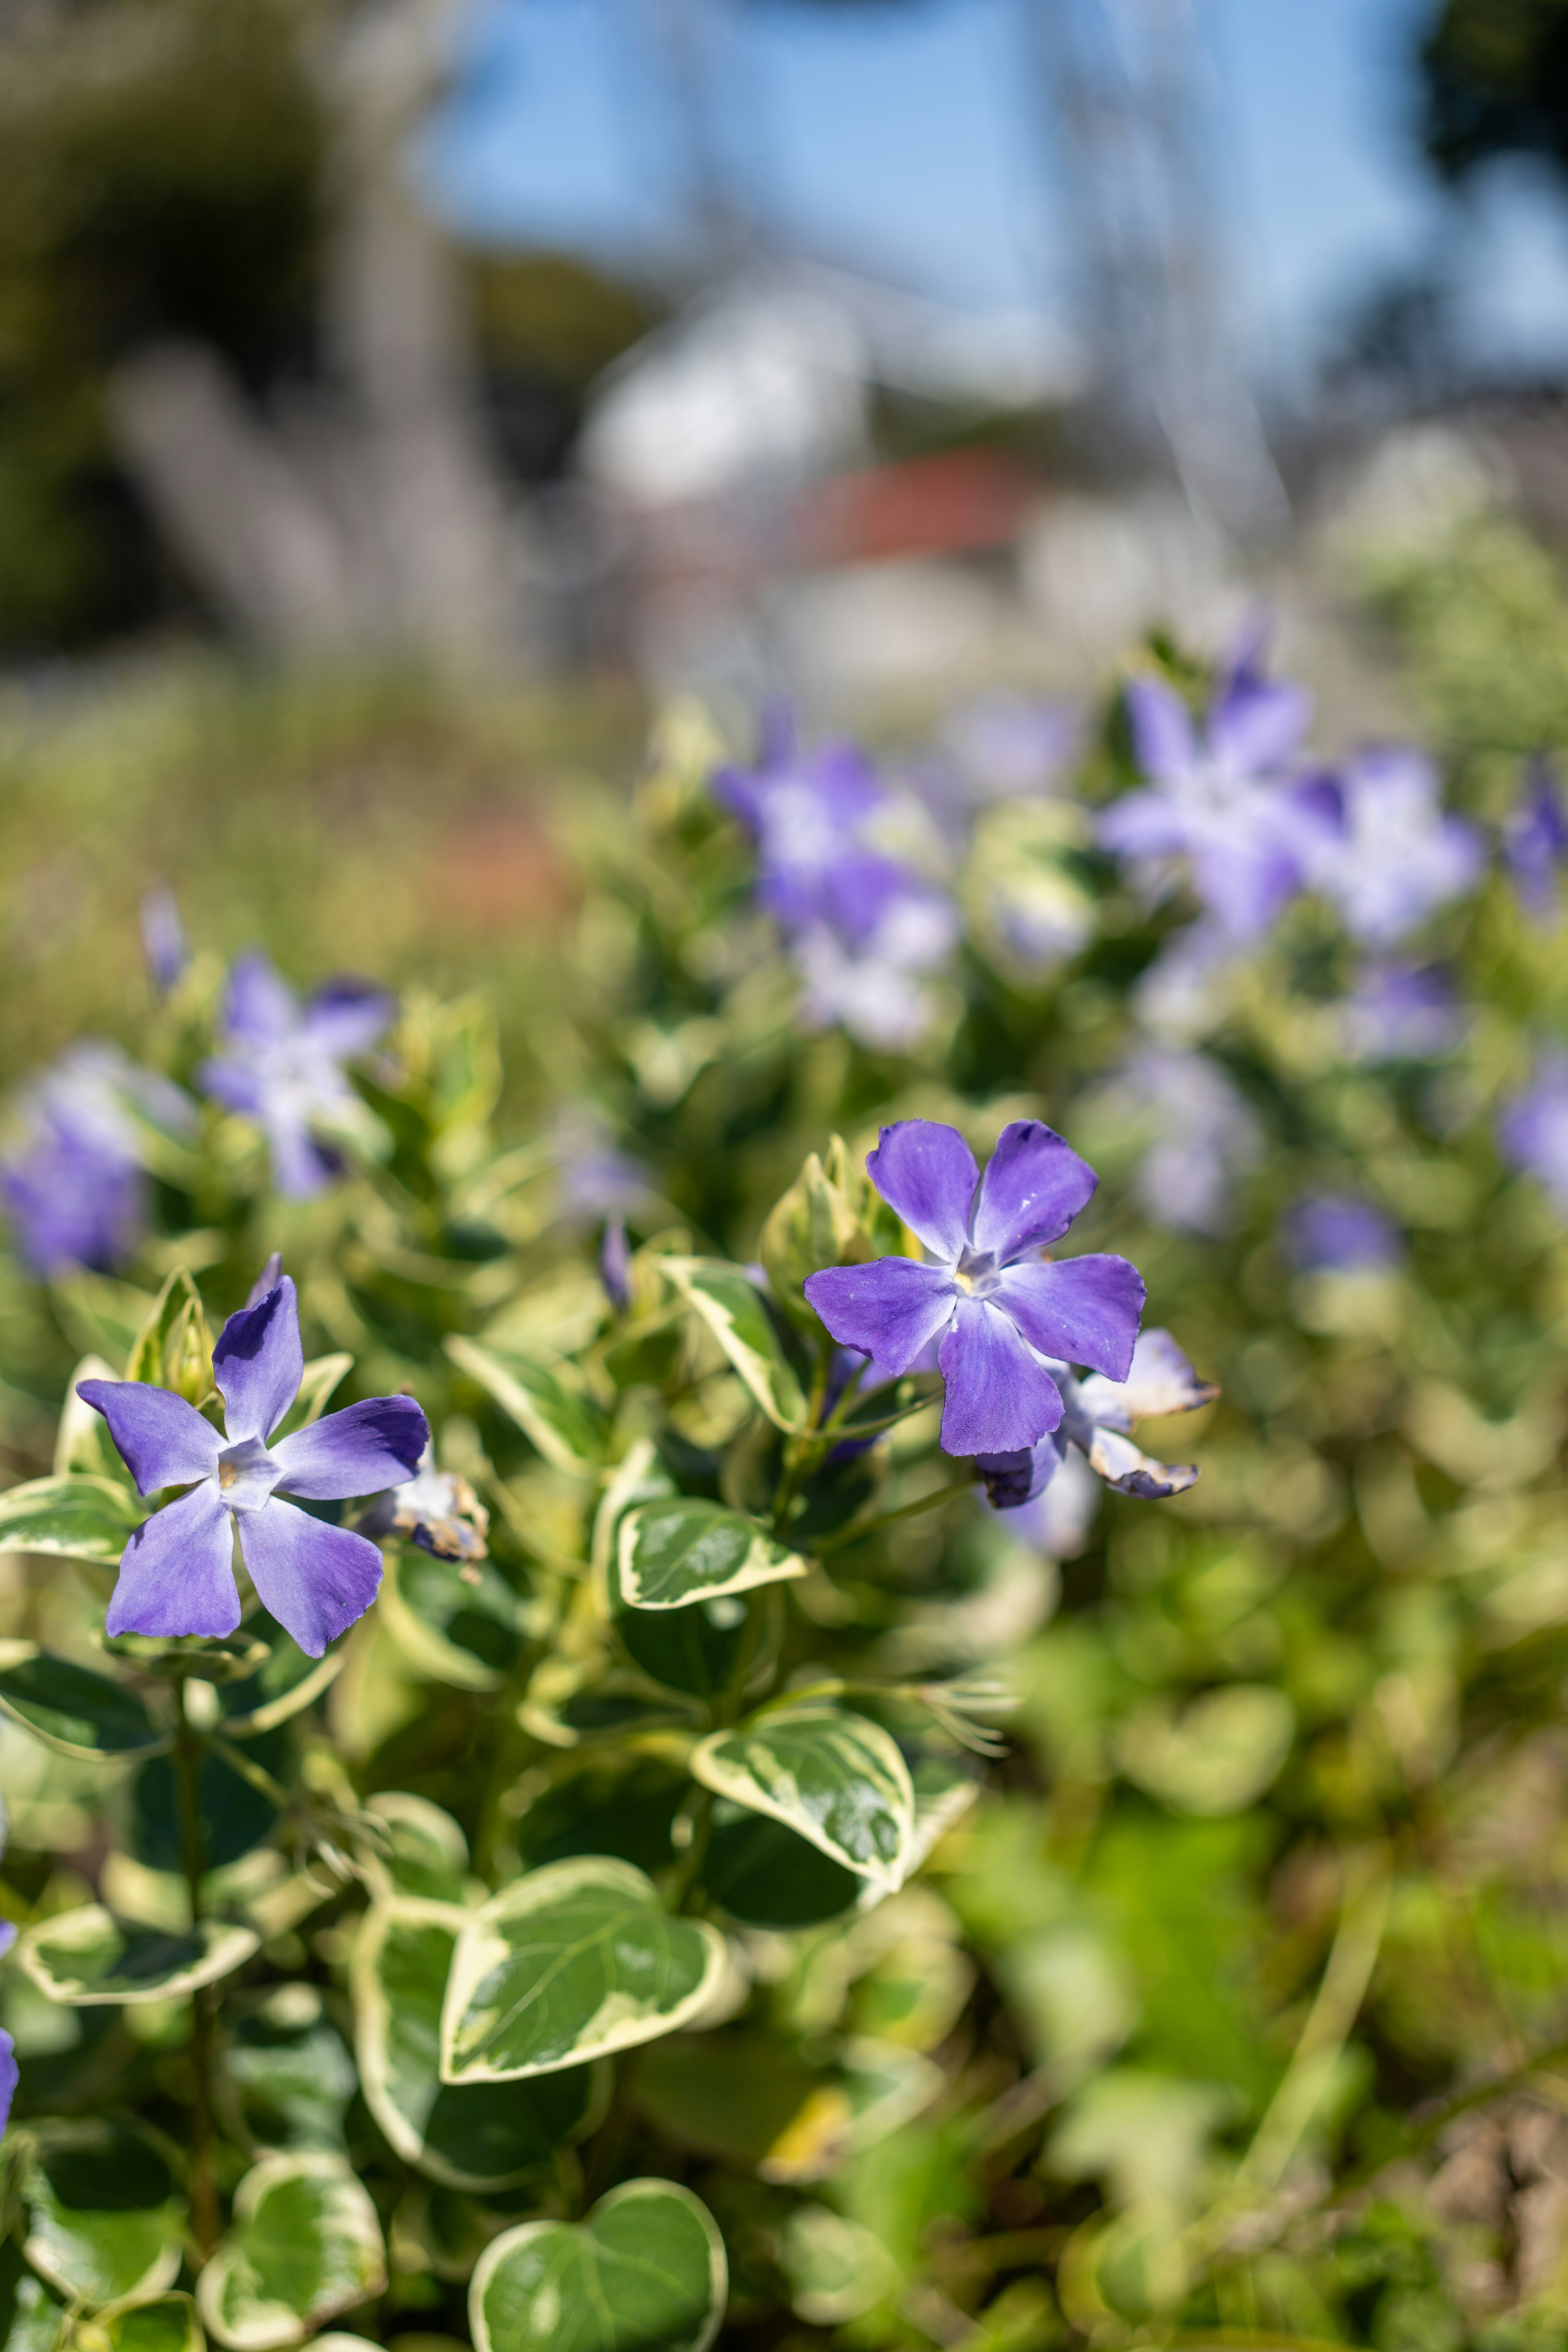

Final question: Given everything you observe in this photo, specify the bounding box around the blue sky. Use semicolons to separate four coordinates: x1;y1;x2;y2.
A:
425;0;1568;383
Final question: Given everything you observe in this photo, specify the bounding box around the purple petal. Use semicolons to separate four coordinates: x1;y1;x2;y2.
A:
77;1380;221;1497
140;886;189;995
245;1253;284;1311
1083;1425;1198;1499
0;1924;14;1961
0;2026;15;2142
992;1255;1146;1381
263;1111;336;1201
225;951;298;1048
213;1276;303;1444
937;1299;1064;1455
1079;1328;1218;1424
804;1258;956;1373
1208;676;1311;778
971;1121;1098;1261
236;1501;382;1658
197;1054;266;1118
1125;679;1195;784
1189;834;1301;939
976;1439;1061;1510
865;1120;978;1259
272;1395;428;1500
104;1482;239;1639
302;980;394;1061
1097;791;1190;860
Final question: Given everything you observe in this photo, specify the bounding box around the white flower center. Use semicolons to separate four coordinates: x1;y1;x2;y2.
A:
216;1434;280;1513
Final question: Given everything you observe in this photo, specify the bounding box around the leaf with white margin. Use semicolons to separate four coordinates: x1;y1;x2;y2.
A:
445;1334;607;1473
690;1708;914;1891
196;2154;386;2352
660;1258;807;1431
53;1355;130;1482
470;2180;726;2352
0;1476;143;1566
95;2292;205;2352
22;2122;185;2308
441;1857;726;2084
617;1496;806;1611
0;1644;165;1760
18;1906;259;2005
353;1900;602;2189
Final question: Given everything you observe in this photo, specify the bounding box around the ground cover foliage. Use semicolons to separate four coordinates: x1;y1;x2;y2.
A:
6;510;1568;2352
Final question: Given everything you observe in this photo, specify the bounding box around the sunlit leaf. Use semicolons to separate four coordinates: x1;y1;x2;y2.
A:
617;1496;805;1611
470;2181;726;2352
445;1334;607;1473
0;1477;142;1567
659;1258;806;1431
195;2154;386;2352
0;1645;163;1760
22;2122;185;2307
690;1707;915;1890
18;1906;259;2005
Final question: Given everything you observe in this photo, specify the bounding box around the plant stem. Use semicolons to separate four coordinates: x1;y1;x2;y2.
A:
812;1474;976;1555
173;1678;219;2260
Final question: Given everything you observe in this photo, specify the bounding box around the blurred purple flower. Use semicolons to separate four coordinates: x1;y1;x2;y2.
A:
81;1273;427;1656
915;695;1079;830
793;894;956;1054
804;1118;1144;1457
1;1044;195;1278
552;1109;653;1228
1099;639;1312;940
1339;959;1462;1063
1503;755;1568;923
1499;1049;1568;1212
0;1920;12;2143
199;952;392;1199
1107;1046;1263;1237
1292;747;1481;945
140;885;189;995
600;1218;633;1312
977;1326;1216;1514
1284;1196;1402;1273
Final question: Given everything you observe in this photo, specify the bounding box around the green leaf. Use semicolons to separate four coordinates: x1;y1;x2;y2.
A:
94;2295;206;2352
609;1585;757;1700
0;1476;142;1566
22;2121;185;2307
445;1334;607;1473
617;1496;805;1611
759;1144;875;1330
0;2243;67;2352
379;1548;530;1691
126;1267;214;1405
196;2154;386;2352
130;1732;287;1873
470;2181;726;2352
53;1355;130;1481
440;1857;727;2083
690;1708;915;1891
365;1792;474;1905
703;1803;862;1929
660;1258;806;1430
0;1645;164;1760
219;1636;345;1738
222;1987;359;2152
268;1355;353;1443
354;1898;602;2189
17;1906;259;2004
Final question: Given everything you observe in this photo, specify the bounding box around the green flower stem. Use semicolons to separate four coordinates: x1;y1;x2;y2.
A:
769;1330;838;1530
811;1473;976;1555
173;1676;219;2261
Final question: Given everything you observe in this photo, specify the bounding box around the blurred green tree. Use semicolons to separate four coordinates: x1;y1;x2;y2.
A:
1420;0;1568;185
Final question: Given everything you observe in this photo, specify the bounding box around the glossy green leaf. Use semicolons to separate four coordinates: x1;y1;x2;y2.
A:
18;1905;259;2005
690;1708;915;1891
610;1584;756;1699
445;1334;607;1473
130;1731;287;1873
196;2154;386;2352
379;1546;530;1691
53;1355;129;1481
366;1792;473;1904
470;2181;726;2352
0;1644;163;1760
94;2293;206;2352
22;2122;184;2307
0;2243;67;2352
440;1856;727;2083
617;1496;805;1611
222;1986;359;2152
354;1898;601;2189
703;1802;862;1928
0;1477;142;1566
660;1258;806;1430
219;1637;345;1737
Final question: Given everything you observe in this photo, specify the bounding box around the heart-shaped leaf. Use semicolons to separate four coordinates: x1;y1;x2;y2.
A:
617;1497;805;1611
22;2121;185;2307
445;1334;607;1473
441;1857;727;2083
690;1708;915;1891
0;1477;143;1566
0;1645;164;1760
354;1899;602;2189
18;1906;259;2005
660;1259;806;1430
470;2180;726;2352
196;2154;386;2352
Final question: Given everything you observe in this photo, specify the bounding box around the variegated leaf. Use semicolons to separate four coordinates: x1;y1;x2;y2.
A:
445;1334;607;1473
617;1496;805;1611
470;2181;726;2352
660;1259;806;1430
690;1708;915;1891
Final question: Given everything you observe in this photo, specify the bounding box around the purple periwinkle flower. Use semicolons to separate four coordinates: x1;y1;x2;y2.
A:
1102;1046;1263;1237
0;1919;14;2144
199;952;393;1199
1339;958;1462;1063
977;1326;1216;1512
803;1119;1145;1458
1284;1196;1402;1274
552;1110;653;1228
1503;755;1568;924
361;1443;489;1565
0;1045;195;1278
1499;1049;1568;1213
140;884;189;995
80;1274;427;1657
1099;638;1312;940
1291;747;1481;945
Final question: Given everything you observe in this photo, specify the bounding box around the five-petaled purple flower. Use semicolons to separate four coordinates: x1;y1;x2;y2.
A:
803;1120;1145;1457
976;1327;1216;1510
1503;755;1568;925
1099;637;1312;940
1283;1196;1402;1274
199;951;393;1199
81;1274;427;1657
1291;747;1481;946
1;1044;195;1278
